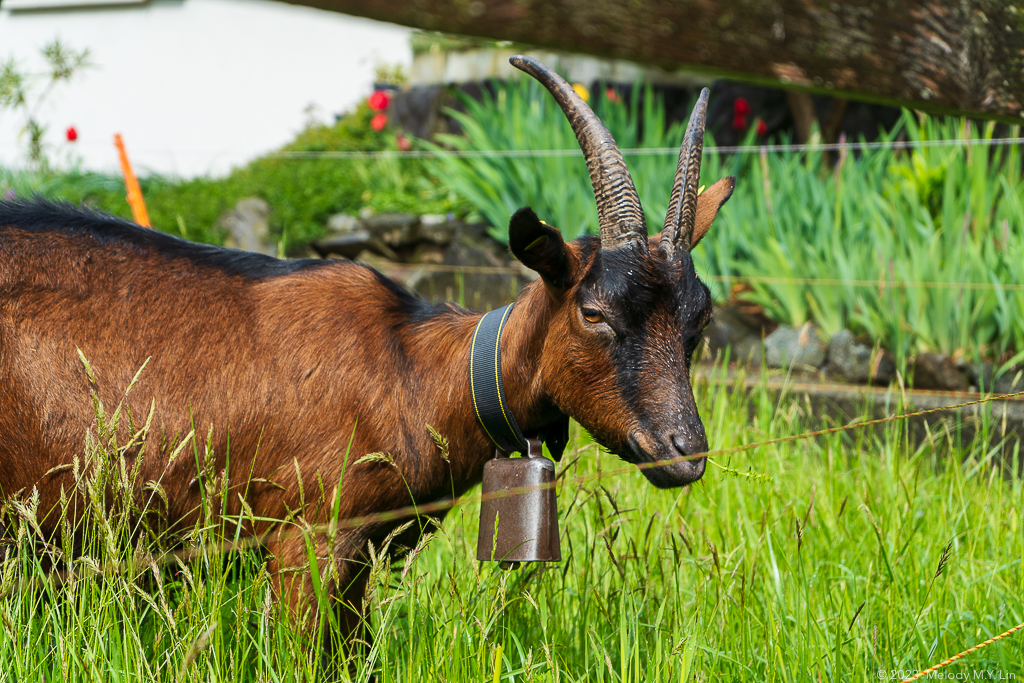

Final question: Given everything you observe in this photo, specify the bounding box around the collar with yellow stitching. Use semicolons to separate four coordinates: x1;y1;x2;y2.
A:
468;303;530;454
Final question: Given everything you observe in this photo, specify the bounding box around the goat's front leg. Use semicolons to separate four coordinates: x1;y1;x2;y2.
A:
265;527;374;676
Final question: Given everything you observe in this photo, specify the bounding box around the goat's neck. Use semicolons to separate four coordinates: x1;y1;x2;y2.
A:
411;279;558;485
495;280;559;432
403;280;557;493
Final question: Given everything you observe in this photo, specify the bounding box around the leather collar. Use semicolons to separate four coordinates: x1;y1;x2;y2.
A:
469;303;529;454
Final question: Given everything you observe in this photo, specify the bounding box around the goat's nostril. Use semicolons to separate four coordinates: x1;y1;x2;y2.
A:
671;432;707;457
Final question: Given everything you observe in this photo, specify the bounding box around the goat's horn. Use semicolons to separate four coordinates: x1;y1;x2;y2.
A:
510;55;647;252
661;88;710;257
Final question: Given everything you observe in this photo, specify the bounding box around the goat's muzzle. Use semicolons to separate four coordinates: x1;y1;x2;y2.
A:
627;424;708;489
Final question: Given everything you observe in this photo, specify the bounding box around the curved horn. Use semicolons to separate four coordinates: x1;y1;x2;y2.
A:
661;88;710;257
510;55;647;252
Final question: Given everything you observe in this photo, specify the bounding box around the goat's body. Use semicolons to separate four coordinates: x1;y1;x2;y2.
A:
0;59;735;665
0;202;555;635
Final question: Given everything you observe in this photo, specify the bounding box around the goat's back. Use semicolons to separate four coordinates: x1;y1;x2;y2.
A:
0;201;446;525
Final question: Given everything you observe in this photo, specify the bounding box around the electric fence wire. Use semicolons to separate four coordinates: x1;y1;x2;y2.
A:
350;261;1024;292
151;389;1024;554
266;135;1024;160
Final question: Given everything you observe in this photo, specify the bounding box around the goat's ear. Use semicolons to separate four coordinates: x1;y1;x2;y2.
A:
509;207;570;289
690;176;735;249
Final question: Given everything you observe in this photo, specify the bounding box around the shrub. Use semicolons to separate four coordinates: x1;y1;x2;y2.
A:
1;101;466;249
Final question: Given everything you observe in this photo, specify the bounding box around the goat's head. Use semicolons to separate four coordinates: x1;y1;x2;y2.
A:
508;56;734;489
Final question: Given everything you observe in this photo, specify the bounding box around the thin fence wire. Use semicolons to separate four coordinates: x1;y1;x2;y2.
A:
149;388;1024;564
267;136;1024;161
350;261;1024;292
899;621;1024;683
703;274;1024;291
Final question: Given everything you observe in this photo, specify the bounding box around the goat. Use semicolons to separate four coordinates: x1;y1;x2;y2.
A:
0;56;733;658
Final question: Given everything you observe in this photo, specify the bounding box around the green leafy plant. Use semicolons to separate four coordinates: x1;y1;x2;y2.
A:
718;113;1024;367
434;81;1024;366
429;78;705;243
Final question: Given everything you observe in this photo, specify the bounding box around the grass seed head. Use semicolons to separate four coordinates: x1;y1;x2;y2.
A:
934;539;954;578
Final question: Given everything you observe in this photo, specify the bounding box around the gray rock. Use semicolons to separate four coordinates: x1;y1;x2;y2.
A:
729;337;765;367
310;214;530;309
826;329;895;384
764;324;827;369
363;213;419;248
912;353;968;391
701;303;770;366
418;214;457;245
220;197;274;255
419;213;448;227
410;242;446;264
315;212;421;259
961;361;994;391
310;231;399;260
402;229;534;311
407;240;511;310
995;366;1024;395
327;213;360;234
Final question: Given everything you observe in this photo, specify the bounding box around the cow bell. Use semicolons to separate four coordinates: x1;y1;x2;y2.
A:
477;439;561;566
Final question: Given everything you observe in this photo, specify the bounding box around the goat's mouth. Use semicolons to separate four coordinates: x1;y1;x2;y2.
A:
624;432;707;489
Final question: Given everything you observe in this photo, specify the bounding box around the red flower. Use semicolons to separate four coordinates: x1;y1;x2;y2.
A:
368;90;390;112
371;113;388;131
605;87;621;104
733;97;751;116
66;126;78;142
732;114;748;131
756;119;768;136
396;134;412;151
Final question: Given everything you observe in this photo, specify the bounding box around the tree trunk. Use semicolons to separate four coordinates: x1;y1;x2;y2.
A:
282;0;1024;123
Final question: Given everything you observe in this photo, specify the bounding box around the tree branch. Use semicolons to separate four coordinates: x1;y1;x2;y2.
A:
281;0;1024;122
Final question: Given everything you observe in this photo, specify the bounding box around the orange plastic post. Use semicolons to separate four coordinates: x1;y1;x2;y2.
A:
114;133;151;228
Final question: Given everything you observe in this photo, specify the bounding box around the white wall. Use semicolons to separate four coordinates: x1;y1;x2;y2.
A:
0;0;412;177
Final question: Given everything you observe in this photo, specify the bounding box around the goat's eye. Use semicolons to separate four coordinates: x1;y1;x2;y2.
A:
582;309;605;324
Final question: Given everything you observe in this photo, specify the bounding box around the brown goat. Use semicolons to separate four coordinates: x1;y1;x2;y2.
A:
0;57;733;659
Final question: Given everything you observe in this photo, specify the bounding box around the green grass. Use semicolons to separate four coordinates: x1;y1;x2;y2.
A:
2;366;1021;681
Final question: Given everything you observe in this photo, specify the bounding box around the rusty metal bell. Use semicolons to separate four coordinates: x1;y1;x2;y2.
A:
477;439;561;565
